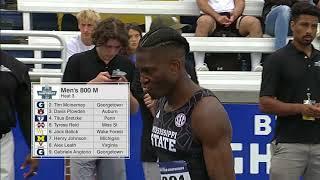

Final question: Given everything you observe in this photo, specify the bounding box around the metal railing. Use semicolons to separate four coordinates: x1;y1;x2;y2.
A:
0;30;67;79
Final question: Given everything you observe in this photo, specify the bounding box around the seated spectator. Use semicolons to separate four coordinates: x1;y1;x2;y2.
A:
65;9;101;61
263;0;318;50
195;0;263;71
125;23;143;64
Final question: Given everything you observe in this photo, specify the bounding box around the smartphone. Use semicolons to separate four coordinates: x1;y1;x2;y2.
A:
111;69;127;80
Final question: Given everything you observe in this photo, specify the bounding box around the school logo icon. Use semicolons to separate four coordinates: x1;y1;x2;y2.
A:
35;115;47;122
175;113;186;127
35;135;47;142
37;108;44;114
36;147;45;155
36;101;45;108
35;128;44;135
36;122;45;128
37;85;57;99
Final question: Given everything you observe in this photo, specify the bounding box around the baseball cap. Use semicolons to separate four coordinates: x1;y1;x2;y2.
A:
150;15;191;31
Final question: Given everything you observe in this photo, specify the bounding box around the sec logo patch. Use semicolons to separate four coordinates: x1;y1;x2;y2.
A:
175;113;186;127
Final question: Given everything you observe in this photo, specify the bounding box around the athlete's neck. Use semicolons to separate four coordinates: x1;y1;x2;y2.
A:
165;74;200;112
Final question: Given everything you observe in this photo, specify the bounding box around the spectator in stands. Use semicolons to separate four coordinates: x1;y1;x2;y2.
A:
0;51;39;180
195;0;263;71
125;23;143;64
63;17;139;180
65;9;101;61
263;0;318;50
259;2;320;180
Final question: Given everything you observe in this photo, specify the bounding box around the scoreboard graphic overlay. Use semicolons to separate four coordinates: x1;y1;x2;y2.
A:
31;83;130;159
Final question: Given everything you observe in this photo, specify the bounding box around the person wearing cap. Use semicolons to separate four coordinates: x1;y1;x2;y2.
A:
195;0;263;71
136;27;235;180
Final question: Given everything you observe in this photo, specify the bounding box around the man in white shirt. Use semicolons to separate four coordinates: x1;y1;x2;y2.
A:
66;10;101;60
194;0;263;71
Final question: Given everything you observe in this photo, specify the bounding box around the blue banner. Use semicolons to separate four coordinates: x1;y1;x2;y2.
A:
225;104;275;180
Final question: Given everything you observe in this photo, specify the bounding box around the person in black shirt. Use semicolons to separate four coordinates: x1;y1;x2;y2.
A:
259;3;320;180
135;27;235;180
0;51;39;179
63;18;139;180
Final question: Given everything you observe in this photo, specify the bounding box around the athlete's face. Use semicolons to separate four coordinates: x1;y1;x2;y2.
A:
136;49;177;99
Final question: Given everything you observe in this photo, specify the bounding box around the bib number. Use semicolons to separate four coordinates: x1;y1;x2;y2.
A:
159;160;191;180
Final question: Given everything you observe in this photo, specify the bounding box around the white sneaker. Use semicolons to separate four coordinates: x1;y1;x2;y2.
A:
196;63;209;71
252;65;263;72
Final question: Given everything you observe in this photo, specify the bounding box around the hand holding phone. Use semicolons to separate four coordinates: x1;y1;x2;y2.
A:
89;72;113;83
111;69;127;81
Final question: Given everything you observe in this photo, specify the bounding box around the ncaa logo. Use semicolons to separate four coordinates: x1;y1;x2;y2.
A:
175;113;186;127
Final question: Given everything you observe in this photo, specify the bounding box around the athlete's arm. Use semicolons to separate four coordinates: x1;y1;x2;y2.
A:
192;96;235;180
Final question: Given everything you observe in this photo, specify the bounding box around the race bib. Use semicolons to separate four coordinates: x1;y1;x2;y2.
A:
159;160;191;180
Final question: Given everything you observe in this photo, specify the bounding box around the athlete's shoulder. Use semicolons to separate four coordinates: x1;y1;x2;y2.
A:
191;93;231;140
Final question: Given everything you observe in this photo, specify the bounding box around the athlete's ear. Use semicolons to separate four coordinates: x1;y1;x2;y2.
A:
169;58;181;75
